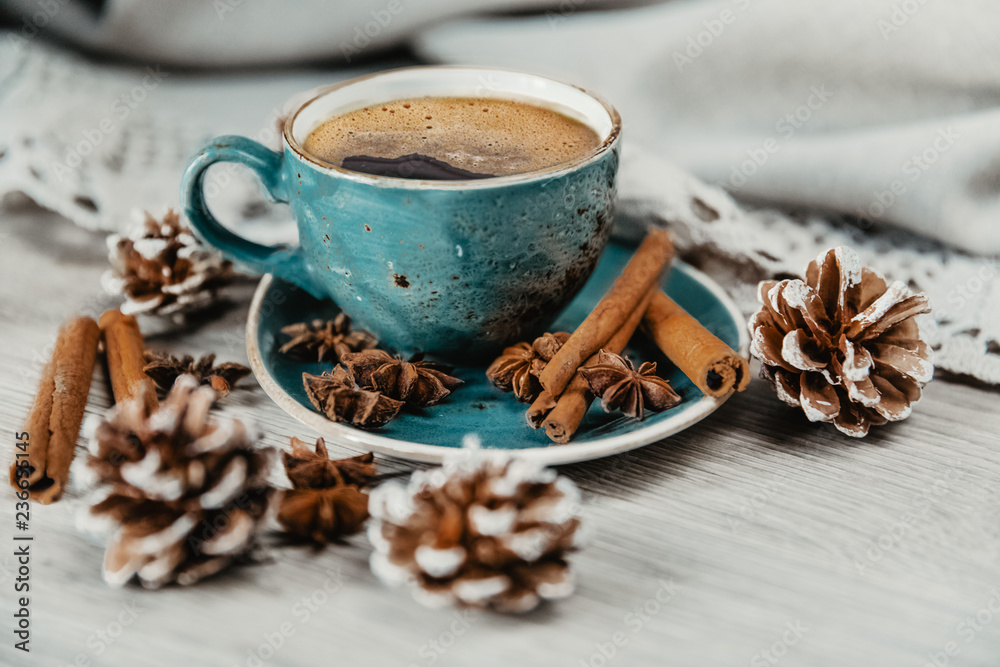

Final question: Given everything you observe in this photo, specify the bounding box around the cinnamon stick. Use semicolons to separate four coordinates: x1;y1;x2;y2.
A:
99;309;158;412
540;289;655;443
10;341;57;489
525;390;557;429
642;290;749;398
538;229;674;398
9;316;100;504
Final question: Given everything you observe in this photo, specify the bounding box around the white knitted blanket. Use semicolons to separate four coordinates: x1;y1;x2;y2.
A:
1;31;997;384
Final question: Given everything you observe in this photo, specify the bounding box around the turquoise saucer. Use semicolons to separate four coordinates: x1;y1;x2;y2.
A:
247;241;748;464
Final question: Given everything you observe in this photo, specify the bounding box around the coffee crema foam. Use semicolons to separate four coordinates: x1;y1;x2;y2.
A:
302;96;601;178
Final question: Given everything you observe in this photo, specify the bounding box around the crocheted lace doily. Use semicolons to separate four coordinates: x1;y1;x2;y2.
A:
3;39;996;385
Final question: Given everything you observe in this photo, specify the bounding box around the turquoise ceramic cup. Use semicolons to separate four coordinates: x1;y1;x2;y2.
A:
181;67;621;360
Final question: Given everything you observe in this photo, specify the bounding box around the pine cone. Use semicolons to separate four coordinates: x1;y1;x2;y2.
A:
749;247;933;437
80;375;277;588
101;210;234;317
368;452;583;613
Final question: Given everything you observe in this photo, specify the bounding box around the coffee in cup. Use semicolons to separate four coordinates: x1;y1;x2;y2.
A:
302;96;601;180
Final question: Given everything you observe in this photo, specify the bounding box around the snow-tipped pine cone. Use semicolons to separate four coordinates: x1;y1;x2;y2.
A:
367;451;583;613
80;375;277;587
101;209;234;317
749;247;933;437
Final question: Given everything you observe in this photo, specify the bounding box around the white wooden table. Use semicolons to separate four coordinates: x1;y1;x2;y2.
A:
2;202;998;667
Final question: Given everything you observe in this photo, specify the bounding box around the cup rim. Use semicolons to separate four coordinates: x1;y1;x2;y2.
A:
282;65;621;190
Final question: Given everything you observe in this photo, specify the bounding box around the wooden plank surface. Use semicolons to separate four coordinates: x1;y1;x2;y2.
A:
1;202;998;667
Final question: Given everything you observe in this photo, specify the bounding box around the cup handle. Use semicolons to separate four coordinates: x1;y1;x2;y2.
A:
180;135;324;297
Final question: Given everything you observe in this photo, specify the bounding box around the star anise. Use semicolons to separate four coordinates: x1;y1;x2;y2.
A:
279;314;376;363
486;332;570;402
283;436;377;490
530;331;571;375
277;437;377;543
579;351;681;420
486;342;536;400
341;349;463;407
279;488;371;544
532;331;571;361
143;351;251;396
302;365;403;428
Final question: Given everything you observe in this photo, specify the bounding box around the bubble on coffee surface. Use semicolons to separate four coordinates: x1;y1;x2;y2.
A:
303;97;601;180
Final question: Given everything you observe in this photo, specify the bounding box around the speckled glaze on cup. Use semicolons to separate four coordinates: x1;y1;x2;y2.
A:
181;67;621;359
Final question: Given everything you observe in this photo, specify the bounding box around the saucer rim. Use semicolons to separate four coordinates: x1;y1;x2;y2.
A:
246;262;749;465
